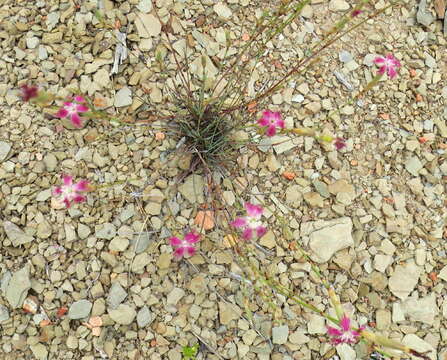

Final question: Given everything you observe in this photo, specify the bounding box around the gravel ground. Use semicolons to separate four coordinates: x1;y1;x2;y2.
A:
0;0;446;359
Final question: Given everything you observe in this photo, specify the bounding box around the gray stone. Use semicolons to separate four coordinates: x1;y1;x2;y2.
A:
3;221;34;247
5;265;31;309
272;325;289;344
336;343;356;360
30;343;48;360
0;304;10;322
114;87;132;107
131;253;151;273
43;153;57;171
405;156;423;176
339;50;353;63
388;261;421;300
0;141;11;161
107;282;127;309
402;294;438;325
137;305;152;327
136;0;152;13
329;0;350;11
219;301;242;325
96;223;116;240
308;217;354;263
416;0;435;27
68;300;92;319
109;304;136;325
109;237;129;252
167;287;185;306
132;232;152;254
178;174;205;204
214;3;232;19
26;37;39;49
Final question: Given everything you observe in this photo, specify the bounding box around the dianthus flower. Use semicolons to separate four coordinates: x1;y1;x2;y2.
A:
327;315;364;345
257;110;284;137
169;231;200;259
56;95;89;128
230;202;267;240
334;137;346;150
53;175;89;208
373;54;401;79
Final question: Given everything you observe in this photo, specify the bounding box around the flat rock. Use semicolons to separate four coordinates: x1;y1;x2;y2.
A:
107;282;127;309
137;305;152;327
219;301;242;325
272;325;289;344
3;220;34;247
0;304;10;322
178;174;205;203
388;260;421;300
114;87;132;107
30;343;48;360
0;141;11;161
5;265;31;309
329;0;350;11
109;304;136;325
405;156;423;176
402;334;436;360
214;3;232;19
135;12;161;38
336;343;356;360
95;223;116;240
131;252;151;273
402;294;438;325
308;217;354;263
167;287;185;306
68;299;92;319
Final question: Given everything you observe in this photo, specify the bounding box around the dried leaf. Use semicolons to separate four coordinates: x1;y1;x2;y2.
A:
194;210;214;230
434;0;445;18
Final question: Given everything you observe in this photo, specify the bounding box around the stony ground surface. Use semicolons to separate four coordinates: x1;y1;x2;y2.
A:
0;0;446;359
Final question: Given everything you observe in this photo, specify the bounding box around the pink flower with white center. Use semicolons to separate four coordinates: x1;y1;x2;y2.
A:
373;54;401;79
257;110;284;137
56;95;89;128
169;231;200;259
53;175;90;208
327;315;364;345
230;202;267;240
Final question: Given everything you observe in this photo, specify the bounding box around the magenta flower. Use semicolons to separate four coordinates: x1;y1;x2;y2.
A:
334;137;346;150
257;110;284;137
56;95;89;128
373;54;401;79
327;315;364;345
20;84;39;102
230;202;267;240
53;175;90;208
351;9;362;17
169;231;200;259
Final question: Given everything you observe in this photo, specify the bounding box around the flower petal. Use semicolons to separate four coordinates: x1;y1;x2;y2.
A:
73;180;89;192
173;247;186;258
73;195;86;203
327;326;342;337
76;104;89;113
169;237;181;246
74;95;85;103
245;202;263;218
230;217;247;228
340;315;351;331
184;232;200;244
71;113;83;128
373;56;385;64
53;186;62;196
266;125;276;137
185;246;196;256
56;108;68;118
256;226;267;238
62;175;73;186
257;117;269;126
242;228;253;240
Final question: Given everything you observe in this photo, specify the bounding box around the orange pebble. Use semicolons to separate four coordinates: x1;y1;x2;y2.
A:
415;93;423;102
155;132;165;141
409;68;417;77
379;113;389;120
429;272;437;282
282;171;296;180
242;33;250;41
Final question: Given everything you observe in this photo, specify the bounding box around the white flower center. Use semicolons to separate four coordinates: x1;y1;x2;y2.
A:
247;217;262;229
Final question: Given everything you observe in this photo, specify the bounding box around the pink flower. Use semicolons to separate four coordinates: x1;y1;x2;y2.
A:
257;110;284;137
53;175;90;208
351;9;362;17
169;231;200;259
20;84;39;102
334;137;346;150
56;95;89;128
230;202;267;240
327;315;364;345
373;54;401;79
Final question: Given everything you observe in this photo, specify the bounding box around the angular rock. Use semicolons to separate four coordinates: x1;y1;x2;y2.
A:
135;12;161;38
137;306;152;327
388;261;421;300
5;265;31;309
167;287;185;306
329;0;350;11
308;217;354;263
402;294;438;325
402;334;436;360
95;223;116;240
109;304;136;325
68;299;92;319
219;301;242;325
272;325;289;344
3;221;34;247
214;3;232;19
0;141;11;161
0;304;10;322
178;174;205;204
107;282;127;309
114;87;132;107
